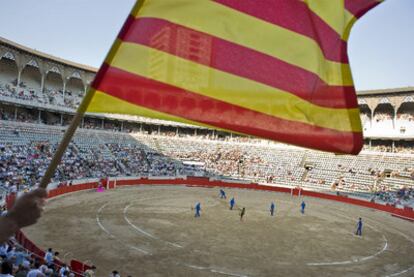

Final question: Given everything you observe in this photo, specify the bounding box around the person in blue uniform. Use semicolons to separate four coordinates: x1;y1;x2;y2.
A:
300;201;306;214
194;202;201;217
355;217;363;236
230;197;235;210
219;189;226;199
270;202;275;216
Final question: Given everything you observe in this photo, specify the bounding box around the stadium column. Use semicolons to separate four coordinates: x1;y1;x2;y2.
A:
40;74;45;93
63;80;66;100
392;106;397;130
370;110;374;128
15;54;25;86
17;68;22;86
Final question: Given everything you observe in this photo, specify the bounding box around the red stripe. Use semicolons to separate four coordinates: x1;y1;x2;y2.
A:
214;0;349;63
92;64;363;155
118;17;358;109
345;0;382;18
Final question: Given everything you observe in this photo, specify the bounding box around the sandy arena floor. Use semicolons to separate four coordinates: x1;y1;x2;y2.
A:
24;185;414;277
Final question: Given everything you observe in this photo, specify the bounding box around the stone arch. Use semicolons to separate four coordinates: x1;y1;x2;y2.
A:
45;68;63;92
66;72;85;97
65;72;85;108
359;104;371;116
373;102;394;122
358;104;371;126
0;52;18;84
397;102;414;120
21;60;42;89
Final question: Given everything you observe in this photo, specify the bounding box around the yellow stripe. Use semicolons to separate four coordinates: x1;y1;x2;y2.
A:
106;41;361;133
134;0;353;87
304;0;357;40
88;90;249;136
88;89;203;125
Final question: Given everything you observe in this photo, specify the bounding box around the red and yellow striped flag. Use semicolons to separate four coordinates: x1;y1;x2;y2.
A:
87;0;383;154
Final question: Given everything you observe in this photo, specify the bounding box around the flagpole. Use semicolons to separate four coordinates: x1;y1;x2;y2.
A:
38;88;96;189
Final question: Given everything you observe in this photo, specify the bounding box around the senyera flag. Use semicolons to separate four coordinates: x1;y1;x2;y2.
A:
87;0;383;155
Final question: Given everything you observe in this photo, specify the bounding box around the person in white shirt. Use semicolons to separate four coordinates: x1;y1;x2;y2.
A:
59;264;70;277
26;261;45;277
43;249;53;267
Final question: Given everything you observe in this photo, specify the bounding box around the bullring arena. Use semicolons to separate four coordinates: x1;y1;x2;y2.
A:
1;5;414;276
23;180;414;277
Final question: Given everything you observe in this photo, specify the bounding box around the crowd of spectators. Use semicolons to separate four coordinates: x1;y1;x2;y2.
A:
0;82;47;105
0;242;98;276
374;112;393;122
363;142;414;154
374;187;414;206
0;128;413;199
397;112;414;121
0;81;80;110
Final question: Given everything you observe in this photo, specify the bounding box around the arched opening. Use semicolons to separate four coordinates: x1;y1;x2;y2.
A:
45;71;63;91
20;62;41;90
0;53;18;85
373;103;393;123
397;102;414;122
66;76;84;109
396;102;414;135
359;104;371;127
45;71;64;106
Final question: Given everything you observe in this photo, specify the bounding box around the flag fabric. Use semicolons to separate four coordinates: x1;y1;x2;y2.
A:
87;0;383;154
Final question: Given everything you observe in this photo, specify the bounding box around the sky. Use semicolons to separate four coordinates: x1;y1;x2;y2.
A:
0;0;412;91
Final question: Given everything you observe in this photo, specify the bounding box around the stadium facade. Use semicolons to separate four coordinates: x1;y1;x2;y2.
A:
1;36;414;205
1;36;414;150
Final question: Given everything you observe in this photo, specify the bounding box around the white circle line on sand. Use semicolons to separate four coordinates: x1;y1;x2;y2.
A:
385;265;414;277
123;203;183;248
181;263;250;277
310;207;414;276
123;204;157;239
96;203;150;255
307;234;388;266
306;212;389;266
